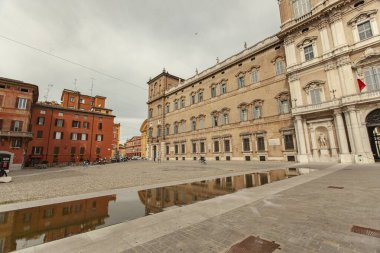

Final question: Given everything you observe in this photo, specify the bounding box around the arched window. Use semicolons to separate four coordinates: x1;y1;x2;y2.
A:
210;84;217;98
292;0;311;19
198;90;204;102
148;109;153;119
148;128;153;138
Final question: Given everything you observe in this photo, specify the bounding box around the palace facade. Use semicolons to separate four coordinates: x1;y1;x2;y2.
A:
147;0;380;163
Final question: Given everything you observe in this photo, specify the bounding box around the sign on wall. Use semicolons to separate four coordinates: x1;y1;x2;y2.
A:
268;139;281;146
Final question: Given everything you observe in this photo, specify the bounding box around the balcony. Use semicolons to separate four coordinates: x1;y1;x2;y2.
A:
342;90;380;105
292;99;341;115
0;131;33;138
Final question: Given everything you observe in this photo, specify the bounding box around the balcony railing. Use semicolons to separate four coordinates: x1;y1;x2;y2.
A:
295;12;312;23
0;131;33;138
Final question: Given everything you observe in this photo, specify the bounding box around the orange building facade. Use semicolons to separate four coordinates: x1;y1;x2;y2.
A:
125;136;142;158
26;90;115;166
0;77;38;170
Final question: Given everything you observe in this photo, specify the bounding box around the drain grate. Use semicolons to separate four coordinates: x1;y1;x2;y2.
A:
351;225;380;238
227;235;280;253
328;186;344;189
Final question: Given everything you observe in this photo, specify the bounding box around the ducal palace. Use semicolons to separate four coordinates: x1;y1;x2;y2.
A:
146;0;380;164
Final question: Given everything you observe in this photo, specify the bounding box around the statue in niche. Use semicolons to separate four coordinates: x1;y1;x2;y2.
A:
318;133;328;148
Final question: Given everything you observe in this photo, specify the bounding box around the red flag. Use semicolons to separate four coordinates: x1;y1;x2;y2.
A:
357;79;366;92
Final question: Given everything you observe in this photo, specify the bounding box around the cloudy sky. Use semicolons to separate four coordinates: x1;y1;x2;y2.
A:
0;0;280;143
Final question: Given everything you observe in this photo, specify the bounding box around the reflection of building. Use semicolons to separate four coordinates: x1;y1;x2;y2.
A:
0;195;115;253
278;0;380;163
0;77;39;170
138;170;287;215
27;89;115;166
125;136;142;158
112;123;121;158
140;119;148;159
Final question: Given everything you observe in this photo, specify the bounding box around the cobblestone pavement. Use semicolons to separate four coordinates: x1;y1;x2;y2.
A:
0;160;298;204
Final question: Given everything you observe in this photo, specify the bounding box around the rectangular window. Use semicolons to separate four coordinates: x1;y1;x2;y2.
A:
252;70;259;84
0;213;6;224
191;121;196;131
237;76;245;89
17;98;28;109
284;134;295;150
275;60;285;75
293;0;311;18
200;142;205;153
96;134;103;141
157;127;161;137
257;137;265;152
175;145;179;154
32;146;43;155
180;98;185;108
198;92;203;102
71;133;78;140
69;97;75;102
83;122;89;129
166;145;170;155
212;115;218;127
190;95;195;104
224;140;231;152
211;87;216;98
240;109;248;122
149;109;153;118
98;122;103;130
80;99;85;104
54;132;63;140
11;138;22;148
181;144;185;154
253;107;261;119
72;121;80;128
279;100;290;114
214;141;219;152
43;208;54;218
80;147;85;155
358;21;373;41
243;138;250;152
37;117;45;126
56;119;64;127
11;121;23;131
364;66;380;91
310;89;322;104
199;118;205;129
165;104;170;113
220;83;227;94
304;45;314;61
37;130;43;138
192;143;197;153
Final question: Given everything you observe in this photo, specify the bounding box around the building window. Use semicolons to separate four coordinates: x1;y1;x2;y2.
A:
214;141;219;152
166;145;170;155
237;76;245;89
253;106;262;119
211;86;216;98
174;100;178;110
58;112;64;117
175;144;179;154
192;143;197;153
284;134;295;150
81;134;87;141
181;144;186;154
165;125;170;136
55;119;64;127
98;122;102;130
222;113;229;125
275;59;285;75
191;120;196;131
200;142;205;153
190;94;196;105
181;121;186;132
198;92;203;102
240;108;248;122
279;100;290;114
37;130;43;138
17;98;28;109
157;105;162;116
304;45;314;61
292;0;311;19
11;138;22;148
54;132;63;140
257;137;265;152
310;88;322;104
174;124;178;134
53;147;59;162
180;97;185;109
199;117;205;129
149;109;153;118
212;114;218;127
70;147;76;162
32;147;43;155
37;117;45;126
165;104;170;113
220;83;227;94
83;122;89;129
23;213;32;223
72;121;81;128
71;133;78;140
364;66;380;91
252;69;259;84
358;21;373;41
69;97;75;102
157;126;161;137
96;134;103;141
11;121;23;131
224;139;231;152
43;208;54;218
80;99;85;104
243;138;250;152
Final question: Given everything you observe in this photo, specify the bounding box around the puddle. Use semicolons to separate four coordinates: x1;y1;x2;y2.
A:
0;168;310;252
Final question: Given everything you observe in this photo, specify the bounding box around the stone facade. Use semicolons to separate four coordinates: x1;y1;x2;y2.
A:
147;37;297;162
146;0;380;164
278;0;380;163
140;119;148;159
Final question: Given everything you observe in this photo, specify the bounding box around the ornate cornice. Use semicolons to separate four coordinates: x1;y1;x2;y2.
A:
336;56;352;67
324;61;337;71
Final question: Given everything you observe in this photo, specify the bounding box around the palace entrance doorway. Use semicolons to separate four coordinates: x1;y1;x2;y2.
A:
366;109;380;162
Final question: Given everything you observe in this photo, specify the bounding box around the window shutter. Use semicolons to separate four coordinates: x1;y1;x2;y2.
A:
0;95;4;106
62;120;64;127
0;119;3;131
15;97;19;108
27;99;31;110
61;132;64;139
55;119;58;126
19;121;23;131
70;133;73;140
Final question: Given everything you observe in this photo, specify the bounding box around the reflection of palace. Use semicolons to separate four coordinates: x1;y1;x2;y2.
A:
0;195;115;253
138;170;288;215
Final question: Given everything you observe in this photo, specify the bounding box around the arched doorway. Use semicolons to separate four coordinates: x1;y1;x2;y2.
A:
366;109;380;162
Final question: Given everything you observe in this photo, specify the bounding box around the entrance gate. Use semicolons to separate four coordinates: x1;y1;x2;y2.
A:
366;109;380;162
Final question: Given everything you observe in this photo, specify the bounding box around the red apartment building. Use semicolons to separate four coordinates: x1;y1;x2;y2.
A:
0;77;38;170
125;136;142;158
26;89;115;165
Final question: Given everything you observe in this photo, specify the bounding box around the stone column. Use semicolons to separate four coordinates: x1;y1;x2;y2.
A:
309;127;319;159
295;116;308;163
303;121;311;155
343;111;356;153
327;124;338;157
333;110;351;163
348;107;365;162
319;20;331;53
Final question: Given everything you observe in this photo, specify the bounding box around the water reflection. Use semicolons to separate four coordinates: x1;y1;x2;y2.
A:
0;168;303;252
